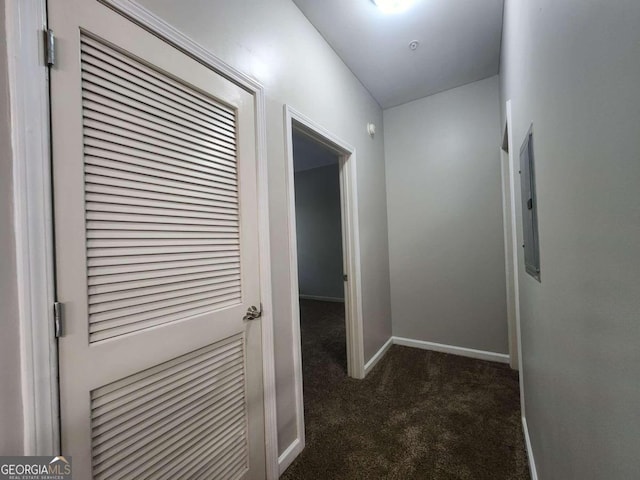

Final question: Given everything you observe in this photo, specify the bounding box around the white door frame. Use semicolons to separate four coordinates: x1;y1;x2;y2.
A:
501;100;525;414
8;0;279;477
6;0;59;456
279;105;365;473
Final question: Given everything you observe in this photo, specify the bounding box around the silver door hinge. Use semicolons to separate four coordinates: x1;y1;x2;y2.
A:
44;29;56;67
53;302;63;338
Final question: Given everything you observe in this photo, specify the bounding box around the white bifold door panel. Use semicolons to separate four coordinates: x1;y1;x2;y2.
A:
49;1;265;478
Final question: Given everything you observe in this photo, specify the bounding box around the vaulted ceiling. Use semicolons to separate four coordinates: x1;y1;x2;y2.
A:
293;0;504;108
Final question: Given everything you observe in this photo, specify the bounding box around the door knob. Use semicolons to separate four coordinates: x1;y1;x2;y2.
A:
243;305;262;321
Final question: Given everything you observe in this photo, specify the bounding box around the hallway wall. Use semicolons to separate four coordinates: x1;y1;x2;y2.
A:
500;1;640;478
136;0;393;456
384;76;508;355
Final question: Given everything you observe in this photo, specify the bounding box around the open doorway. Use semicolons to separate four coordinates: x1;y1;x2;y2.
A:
292;130;348;441
292;131;347;377
282;106;365;470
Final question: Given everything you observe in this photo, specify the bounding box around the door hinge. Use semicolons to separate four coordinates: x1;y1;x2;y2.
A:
343;274;348;281
53;302;63;338
44;29;56;67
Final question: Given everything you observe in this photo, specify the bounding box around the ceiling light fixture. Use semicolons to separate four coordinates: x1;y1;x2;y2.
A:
372;0;414;14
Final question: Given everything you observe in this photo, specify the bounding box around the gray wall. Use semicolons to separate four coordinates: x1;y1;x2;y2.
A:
0;0;25;456
294;164;344;300
500;1;640;478
137;0;393;455
384;75;508;354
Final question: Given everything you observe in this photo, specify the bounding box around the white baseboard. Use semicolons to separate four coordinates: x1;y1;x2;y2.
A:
278;437;304;475
392;337;510;364
522;416;539;480
364;337;393;376
299;294;345;303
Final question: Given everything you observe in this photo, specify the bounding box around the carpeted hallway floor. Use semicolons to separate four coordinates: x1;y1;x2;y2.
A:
281;299;530;480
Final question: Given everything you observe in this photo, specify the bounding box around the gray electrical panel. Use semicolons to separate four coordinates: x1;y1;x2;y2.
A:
520;125;541;281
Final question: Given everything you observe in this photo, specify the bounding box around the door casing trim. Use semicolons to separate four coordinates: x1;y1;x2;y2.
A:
9;0;279;477
6;0;59;456
279;105;366;474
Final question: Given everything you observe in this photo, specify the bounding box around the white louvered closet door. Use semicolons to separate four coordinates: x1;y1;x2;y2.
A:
49;1;266;479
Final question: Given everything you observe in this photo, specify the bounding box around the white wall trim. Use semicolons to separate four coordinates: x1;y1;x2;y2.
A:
501;145;518;370
364;337;393;376
282;104;366;470
64;1;279;477
277;437;303;476
282;108;307;472
504;99;526;417
299;294;345;303
6;0;59;456
522;416;539;480
501;99;523;373
393;337;510;364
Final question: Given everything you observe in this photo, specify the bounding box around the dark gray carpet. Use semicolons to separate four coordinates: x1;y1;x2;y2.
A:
281;299;530;480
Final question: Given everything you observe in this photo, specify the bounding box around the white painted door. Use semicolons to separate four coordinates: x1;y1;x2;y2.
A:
49;1;265;478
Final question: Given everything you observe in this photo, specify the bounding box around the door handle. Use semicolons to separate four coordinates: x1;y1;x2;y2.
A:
243;305;262;321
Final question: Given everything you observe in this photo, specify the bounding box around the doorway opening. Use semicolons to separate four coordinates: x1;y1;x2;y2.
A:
292;129;347;453
293;130;346;358
281;106;364;471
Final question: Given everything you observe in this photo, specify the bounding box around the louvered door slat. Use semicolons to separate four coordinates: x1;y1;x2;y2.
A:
176;436;245;480
93;366;244;436
93;373;244;443
85;193;238;216
89;280;241;313
88;274;240;304
88;268;241;295
200;446;248;480
87;244;239;257
84;143;238;181
89;270;239;298
85;135;237;172
84;126;236;174
81;34;243;343
86;203;238;221
81;36;236;130
89;292;242;335
93;334;242;407
81;79;237;145
83;91;236;150
83;102;238;160
85;155;238;194
83;109;237;161
90;286;241;324
91;335;248;479
89;297;242;342
82;90;236;149
80;72;237;152
85;150;238;187
88;250;240;267
86;173;238;204
95;396;246;476
80;47;237;134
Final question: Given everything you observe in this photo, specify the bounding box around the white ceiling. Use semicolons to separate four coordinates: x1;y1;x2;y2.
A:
293;132;339;172
293;0;504;109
